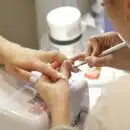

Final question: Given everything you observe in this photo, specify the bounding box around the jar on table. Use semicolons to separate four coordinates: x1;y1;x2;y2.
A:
41;6;85;58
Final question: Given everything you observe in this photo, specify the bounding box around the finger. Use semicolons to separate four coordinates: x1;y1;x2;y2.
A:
39;75;51;84
67;60;80;73
71;53;85;61
17;60;61;81
35;75;52;101
16;68;31;81
86;55;113;67
86;38;101;57
60;60;73;78
38;51;67;63
33;61;61;81
51;61;61;69
86;40;93;57
35;75;52;91
53;60;75;73
5;66;30;81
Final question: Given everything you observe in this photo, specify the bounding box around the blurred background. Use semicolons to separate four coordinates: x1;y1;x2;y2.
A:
0;0;114;49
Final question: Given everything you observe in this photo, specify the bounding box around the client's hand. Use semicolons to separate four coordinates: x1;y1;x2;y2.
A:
35;61;72;126
0;35;66;81
4;45;66;81
35;60;72;107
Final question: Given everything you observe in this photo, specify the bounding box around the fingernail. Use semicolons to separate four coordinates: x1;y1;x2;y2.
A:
85;58;94;67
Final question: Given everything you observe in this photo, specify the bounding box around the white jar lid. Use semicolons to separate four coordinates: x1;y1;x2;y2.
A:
47;6;82;41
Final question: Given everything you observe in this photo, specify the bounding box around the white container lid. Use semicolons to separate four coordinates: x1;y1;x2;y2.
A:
47;6;82;41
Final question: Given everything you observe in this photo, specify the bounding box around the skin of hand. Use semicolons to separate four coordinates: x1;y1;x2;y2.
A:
35;61;72;127
0;36;67;81
72;32;130;70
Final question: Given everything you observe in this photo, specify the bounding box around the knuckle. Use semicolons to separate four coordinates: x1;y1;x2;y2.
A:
88;37;97;45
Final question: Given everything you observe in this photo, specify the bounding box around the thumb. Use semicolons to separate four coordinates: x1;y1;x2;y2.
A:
86;55;113;67
60;60;72;78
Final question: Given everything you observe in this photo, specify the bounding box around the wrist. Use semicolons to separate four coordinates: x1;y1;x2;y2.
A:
51;86;69;107
0;36;9;64
51;96;69;127
0;36;21;64
51;95;69;109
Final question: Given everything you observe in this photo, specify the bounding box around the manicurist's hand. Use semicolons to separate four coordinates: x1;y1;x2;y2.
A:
72;32;130;70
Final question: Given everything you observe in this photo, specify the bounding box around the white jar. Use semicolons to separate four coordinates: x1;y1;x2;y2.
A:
43;6;85;58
